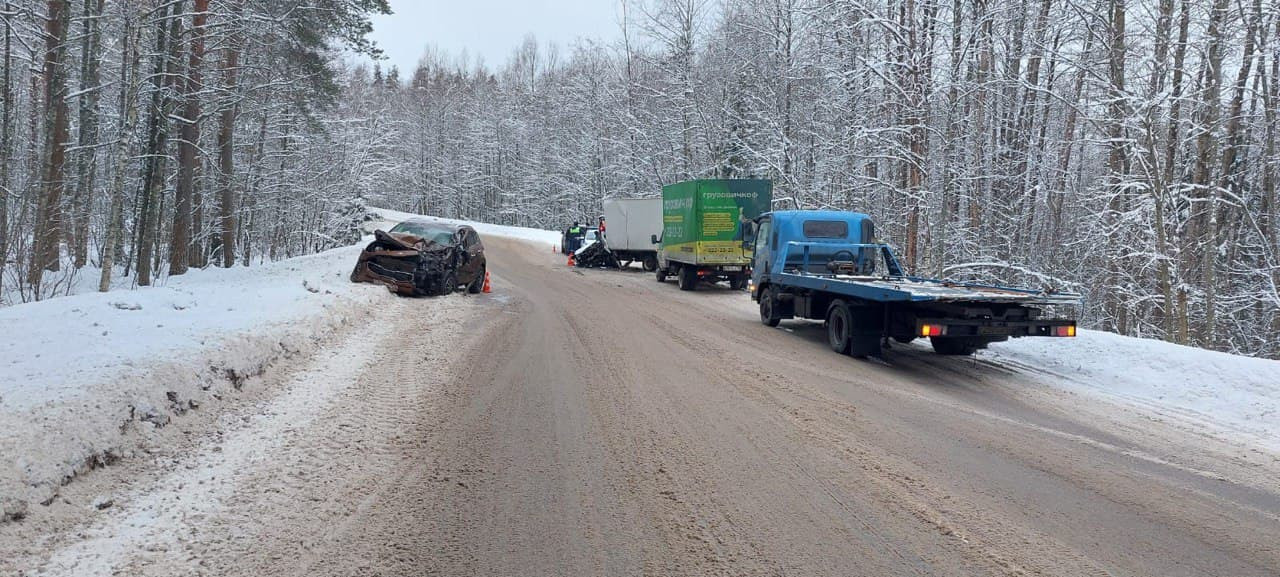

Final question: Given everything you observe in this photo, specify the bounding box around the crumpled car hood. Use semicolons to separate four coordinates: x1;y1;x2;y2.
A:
350;229;461;296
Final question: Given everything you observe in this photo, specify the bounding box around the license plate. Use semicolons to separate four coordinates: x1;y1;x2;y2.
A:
722;266;742;272
978;326;1014;336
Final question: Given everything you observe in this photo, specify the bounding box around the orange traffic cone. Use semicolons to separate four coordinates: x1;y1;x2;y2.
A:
567;252;576;267
482;271;492;293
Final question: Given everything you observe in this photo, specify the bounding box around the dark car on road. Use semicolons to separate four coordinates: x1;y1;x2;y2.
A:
351;219;486;296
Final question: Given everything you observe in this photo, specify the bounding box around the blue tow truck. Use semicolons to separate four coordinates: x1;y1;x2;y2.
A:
748;210;1079;357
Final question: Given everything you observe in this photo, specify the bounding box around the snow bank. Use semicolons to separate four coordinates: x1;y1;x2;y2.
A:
986;330;1280;451
0;244;386;519
366;207;562;247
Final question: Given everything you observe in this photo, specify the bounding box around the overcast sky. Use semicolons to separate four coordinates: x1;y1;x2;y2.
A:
366;0;625;74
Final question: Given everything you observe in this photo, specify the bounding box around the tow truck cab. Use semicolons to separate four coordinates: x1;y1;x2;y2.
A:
749;210;899;297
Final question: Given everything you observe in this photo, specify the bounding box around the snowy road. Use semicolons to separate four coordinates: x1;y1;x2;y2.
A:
5;235;1280;576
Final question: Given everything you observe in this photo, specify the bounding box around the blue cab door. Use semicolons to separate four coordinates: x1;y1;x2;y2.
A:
750;216;773;297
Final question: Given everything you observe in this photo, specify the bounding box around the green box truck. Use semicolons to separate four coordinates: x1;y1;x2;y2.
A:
655;179;773;291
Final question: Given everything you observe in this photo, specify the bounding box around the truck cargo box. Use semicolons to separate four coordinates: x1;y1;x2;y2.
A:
661;179;772;267
602;197;662;253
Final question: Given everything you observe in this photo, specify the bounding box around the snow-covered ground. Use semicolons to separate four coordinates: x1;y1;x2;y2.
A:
0;244;383;519
0;208;561;520
986;330;1280;452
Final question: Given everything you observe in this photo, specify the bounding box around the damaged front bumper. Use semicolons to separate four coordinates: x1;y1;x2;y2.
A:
350;230;458;296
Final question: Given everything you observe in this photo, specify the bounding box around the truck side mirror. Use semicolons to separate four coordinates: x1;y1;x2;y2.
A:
650;234;660;245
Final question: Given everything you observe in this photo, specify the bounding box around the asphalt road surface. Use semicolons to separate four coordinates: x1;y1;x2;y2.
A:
6;236;1280;577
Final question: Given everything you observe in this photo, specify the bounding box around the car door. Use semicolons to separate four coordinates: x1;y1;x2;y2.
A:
750;216;773;291
466;230;484;280
460;229;482;282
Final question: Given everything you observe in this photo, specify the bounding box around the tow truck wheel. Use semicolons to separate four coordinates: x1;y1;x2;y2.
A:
826;301;852;355
760;287;782;327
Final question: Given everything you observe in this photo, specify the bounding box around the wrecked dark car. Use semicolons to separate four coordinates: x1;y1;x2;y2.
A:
350;219;487;296
572;239;621;269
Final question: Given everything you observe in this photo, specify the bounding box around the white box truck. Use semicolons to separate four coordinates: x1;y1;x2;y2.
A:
602;197;662;271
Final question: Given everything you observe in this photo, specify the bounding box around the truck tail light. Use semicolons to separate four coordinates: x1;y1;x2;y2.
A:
1054;325;1076;337
920;324;947;337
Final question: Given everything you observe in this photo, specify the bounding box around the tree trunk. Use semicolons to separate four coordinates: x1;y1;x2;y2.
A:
1218;0;1261;189
968;0;992;235
136;0;182;286
0;0;13;285
1191;0;1229;347
99;6;141;291
1050;16;1095;245
71;0;105;269
902;0;935;273
1265;16;1279;248
214;0;242;268
170;0;208;275
1012;0;1053;253
1165;0;1191;342
1142;0;1176;338
934;0;964;271
29;0;74;289
1104;0;1128;333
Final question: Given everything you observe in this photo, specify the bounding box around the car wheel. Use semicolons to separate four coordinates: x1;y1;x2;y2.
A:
436;271;458;296
467;265;485;294
678;266;698;291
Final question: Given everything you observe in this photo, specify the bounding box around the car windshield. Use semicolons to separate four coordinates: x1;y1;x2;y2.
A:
390;221;456;245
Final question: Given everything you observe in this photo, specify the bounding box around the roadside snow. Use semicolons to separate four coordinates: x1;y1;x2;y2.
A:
986;330;1280;451
366;207;562;247
37;309;392;576
0;244;387;517
0;247;366;412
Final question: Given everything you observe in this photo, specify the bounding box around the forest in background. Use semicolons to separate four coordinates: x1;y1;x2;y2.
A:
2;0;1279;358
0;0;388;301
